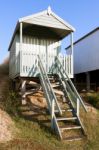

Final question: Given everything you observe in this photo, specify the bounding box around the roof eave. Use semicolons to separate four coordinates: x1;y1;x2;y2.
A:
51;12;75;32
66;27;99;50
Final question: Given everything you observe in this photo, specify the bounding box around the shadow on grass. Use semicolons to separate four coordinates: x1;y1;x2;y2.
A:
17;97;56;137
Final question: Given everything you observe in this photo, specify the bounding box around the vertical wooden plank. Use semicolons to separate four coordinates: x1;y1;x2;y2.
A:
51;98;55;129
77;98;80;117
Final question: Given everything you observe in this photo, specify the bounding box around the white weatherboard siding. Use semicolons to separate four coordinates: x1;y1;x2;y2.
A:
9;35;19;78
11;34;61;78
9;33;73;78
67;30;99;74
9;8;74;79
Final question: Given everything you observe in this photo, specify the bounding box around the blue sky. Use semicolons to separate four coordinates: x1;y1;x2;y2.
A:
0;0;99;63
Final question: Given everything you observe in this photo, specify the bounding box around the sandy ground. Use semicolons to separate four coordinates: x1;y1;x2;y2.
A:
28;90;47;108
0;75;16;143
0;109;15;143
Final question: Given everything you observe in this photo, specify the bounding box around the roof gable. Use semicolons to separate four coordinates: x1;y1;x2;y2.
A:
19;7;75;31
8;7;75;51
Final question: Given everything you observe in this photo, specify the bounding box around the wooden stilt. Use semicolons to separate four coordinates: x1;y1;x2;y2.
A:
21;80;26;105
86;72;90;91
9;79;16;91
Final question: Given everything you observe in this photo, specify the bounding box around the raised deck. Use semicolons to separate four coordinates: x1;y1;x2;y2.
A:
9;50;73;79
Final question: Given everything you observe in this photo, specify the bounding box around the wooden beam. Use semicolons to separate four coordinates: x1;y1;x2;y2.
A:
53;89;64;96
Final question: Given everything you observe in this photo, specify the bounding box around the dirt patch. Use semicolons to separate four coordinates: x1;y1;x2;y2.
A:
0;109;16;143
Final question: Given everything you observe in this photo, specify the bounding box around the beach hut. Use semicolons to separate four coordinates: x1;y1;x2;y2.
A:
8;7;87;141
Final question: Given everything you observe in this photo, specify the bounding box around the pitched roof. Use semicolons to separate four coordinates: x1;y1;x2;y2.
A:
19;7;75;31
8;7;75;51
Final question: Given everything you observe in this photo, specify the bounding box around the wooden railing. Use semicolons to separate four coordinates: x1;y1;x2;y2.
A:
58;54;73;78
9;50;73;78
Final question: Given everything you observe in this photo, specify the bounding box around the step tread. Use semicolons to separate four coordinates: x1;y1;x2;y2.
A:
51;84;60;88
55;109;73;113
63;135;83;141
60;126;81;131
55;109;65;113
53;89;64;96
56;117;77;121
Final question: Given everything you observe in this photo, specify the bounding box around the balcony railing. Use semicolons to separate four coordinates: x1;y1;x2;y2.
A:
20;50;73;78
9;50;73;78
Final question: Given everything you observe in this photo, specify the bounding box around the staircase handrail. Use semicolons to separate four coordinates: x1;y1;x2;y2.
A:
38;55;62;115
55;56;87;112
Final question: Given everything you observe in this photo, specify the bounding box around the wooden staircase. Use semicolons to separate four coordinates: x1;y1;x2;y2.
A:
49;75;85;141
38;55;87;141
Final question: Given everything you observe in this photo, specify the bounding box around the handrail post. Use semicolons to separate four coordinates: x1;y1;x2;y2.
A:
51;98;55;129
77;98;80;117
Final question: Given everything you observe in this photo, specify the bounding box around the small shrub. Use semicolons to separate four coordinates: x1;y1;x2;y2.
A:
1;81;21;116
87;93;99;109
4;91;21;116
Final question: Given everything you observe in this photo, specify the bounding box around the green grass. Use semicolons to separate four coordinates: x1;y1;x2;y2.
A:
81;92;99;109
0;94;99;149
0;116;84;150
0;108;99;150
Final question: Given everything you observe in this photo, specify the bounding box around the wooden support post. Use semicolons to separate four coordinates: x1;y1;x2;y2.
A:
46;42;48;73
11;80;16;91
21;80;26;105
20;22;23;74
70;32;74;77
20;22;23;49
86;72;90;91
51;98;55;129
77;98;80;117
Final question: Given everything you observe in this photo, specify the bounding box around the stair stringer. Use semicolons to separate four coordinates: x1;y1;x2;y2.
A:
38;55;63;139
